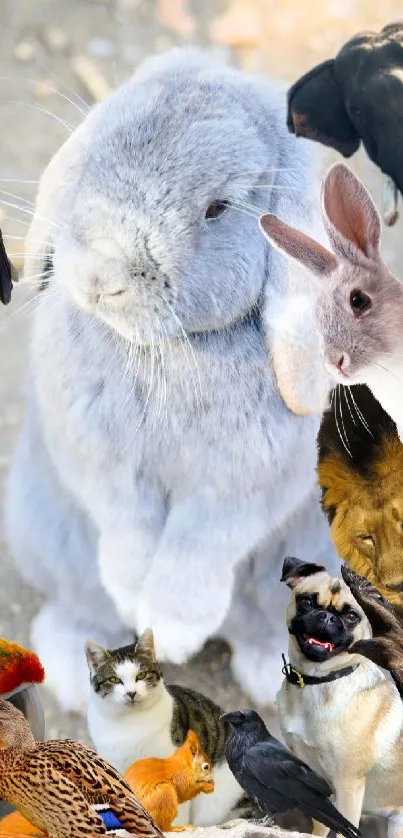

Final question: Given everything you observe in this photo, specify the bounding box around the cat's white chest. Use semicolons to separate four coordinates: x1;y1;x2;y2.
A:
87;691;175;774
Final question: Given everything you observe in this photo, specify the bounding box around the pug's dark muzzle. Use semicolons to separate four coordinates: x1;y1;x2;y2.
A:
0;685;45;818
290;609;355;662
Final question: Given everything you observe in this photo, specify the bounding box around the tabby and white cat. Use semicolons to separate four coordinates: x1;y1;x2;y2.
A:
85;629;245;827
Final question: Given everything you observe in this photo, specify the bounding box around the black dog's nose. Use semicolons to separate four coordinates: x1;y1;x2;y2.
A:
317;611;337;627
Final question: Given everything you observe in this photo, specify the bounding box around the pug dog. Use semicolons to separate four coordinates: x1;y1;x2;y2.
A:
276;556;403;838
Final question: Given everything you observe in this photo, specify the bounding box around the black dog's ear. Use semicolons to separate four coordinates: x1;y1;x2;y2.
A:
281;556;326;588
287;58;360;158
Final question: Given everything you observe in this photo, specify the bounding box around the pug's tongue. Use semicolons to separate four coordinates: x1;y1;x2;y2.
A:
307;637;334;653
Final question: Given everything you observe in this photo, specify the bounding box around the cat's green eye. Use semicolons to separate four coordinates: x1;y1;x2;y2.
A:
136;672;147;681
109;676;122;685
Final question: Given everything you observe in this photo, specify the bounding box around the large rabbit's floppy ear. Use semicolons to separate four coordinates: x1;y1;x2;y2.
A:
24;115;93;288
260;213;338;278
322;163;381;264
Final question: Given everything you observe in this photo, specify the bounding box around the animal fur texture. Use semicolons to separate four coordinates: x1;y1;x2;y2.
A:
260;161;403;442
341;564;403;697
86;630;244;828
317;383;403;606
278;559;403;838
124;730;214;832
0;700;162;838
4;47;337;711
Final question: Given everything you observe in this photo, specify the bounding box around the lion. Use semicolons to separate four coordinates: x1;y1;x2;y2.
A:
317;384;403;607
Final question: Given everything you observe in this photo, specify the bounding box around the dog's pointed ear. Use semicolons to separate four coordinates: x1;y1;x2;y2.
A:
281;556;326;588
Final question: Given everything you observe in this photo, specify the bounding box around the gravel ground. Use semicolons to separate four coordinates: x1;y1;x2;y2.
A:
0;3;402;834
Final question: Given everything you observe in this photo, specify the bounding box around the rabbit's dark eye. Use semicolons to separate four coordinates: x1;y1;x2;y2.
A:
350;289;371;315
205;201;228;220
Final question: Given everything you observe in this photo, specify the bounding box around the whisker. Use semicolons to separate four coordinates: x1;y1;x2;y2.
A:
164;299;202;412
0;73;90;115
233;167;303;177
34;64;91;111
227;202;260;219
0;179;40;185
347;387;374;438
0;198;64;232
0;189;36;209
341;384;357;426
2;100;75;133
374;361;403;385
337;384;352;458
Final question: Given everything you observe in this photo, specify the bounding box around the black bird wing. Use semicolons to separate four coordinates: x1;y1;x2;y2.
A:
243;742;360;838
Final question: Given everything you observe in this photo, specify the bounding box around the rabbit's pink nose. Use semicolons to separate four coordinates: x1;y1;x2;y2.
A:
337;353;350;372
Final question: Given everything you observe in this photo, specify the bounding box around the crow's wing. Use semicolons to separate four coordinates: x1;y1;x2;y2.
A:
245;740;332;798
243;744;360;838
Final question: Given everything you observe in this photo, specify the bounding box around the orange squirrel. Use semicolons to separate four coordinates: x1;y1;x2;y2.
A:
124;729;214;832
0;810;41;835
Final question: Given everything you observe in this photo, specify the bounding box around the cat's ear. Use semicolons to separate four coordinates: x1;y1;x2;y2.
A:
135;628;156;660
85;640;110;674
186;729;200;756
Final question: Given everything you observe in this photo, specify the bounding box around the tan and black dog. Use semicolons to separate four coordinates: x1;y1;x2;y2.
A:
277;556;403;837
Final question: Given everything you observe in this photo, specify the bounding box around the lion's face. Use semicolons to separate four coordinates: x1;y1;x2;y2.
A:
318;436;403;606
332;497;403;604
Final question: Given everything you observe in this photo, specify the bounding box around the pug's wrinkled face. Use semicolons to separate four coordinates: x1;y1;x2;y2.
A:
282;557;371;665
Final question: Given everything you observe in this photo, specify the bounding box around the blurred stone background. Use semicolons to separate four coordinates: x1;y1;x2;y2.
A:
0;2;402;833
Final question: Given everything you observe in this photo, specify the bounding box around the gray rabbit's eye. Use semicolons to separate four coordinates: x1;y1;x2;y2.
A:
350;289;371;315
205;201;228;220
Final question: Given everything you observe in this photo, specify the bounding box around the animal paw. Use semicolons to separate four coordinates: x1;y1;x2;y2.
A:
31;604;91;713
136;600;208;664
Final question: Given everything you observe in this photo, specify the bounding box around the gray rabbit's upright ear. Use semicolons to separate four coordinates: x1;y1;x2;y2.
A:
322;163;381;264
260;213;338;277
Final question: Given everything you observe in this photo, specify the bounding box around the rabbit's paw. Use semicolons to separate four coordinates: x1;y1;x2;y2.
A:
230;642;283;705
31;604;91;713
136;600;208;663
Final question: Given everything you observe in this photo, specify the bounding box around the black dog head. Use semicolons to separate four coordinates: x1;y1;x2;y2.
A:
281;557;366;662
287;22;403;199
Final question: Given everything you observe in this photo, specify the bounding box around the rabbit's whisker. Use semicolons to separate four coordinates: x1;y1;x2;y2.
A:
374;362;403;385
334;384;352;458
3;100;76;133
35;64;90;111
0;73;89;116
0;198;64;232
228;202;260;219
234;167;303;177
347;387;374;438
341;384;357;427
164;299;202;413
0;178;40;185
0;287;60;337
0;189;36;209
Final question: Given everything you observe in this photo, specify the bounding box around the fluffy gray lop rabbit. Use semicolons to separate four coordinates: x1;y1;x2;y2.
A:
5;48;337;711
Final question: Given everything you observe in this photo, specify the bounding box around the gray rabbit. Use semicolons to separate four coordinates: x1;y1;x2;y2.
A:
261;162;403;443
5;48;337;712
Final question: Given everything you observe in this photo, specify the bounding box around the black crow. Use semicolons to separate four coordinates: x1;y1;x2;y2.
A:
221;709;360;838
